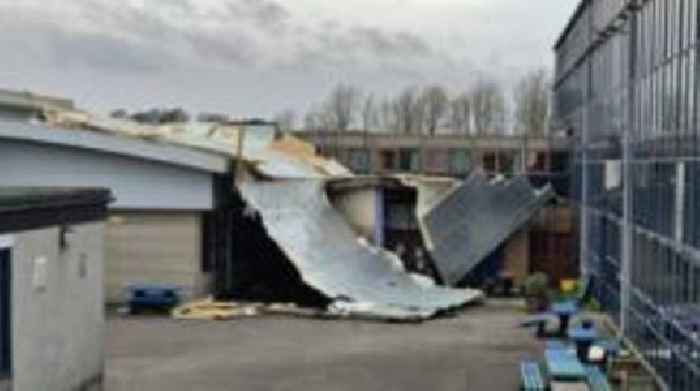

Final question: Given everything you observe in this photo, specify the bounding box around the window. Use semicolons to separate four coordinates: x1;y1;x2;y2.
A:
498;152;515;175
398;149;420;172
380;150;397;171
449;150;470;175
0;246;10;378
482;152;497;172
423;150;448;174
348;149;371;174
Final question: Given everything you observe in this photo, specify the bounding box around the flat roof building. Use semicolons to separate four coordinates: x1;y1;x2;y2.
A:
0;119;236;304
0;187;110;391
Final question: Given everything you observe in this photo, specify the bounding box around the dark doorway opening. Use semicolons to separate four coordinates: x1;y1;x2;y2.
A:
0;247;11;379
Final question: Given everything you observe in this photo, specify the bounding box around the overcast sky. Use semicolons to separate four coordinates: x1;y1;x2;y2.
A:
0;0;579;119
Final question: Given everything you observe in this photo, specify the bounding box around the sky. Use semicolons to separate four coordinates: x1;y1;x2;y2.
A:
0;0;580;119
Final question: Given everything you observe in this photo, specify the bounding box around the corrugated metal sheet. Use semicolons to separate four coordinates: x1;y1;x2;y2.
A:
422;174;554;286
239;179;482;320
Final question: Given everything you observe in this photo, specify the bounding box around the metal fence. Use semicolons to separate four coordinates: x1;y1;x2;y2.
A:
555;0;700;389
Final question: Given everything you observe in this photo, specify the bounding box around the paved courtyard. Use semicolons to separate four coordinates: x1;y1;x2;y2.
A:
106;300;542;391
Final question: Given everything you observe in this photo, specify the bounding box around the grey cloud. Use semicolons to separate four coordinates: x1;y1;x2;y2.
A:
48;30;173;73
0;11;174;74
222;0;291;34
184;30;259;67
0;0;447;75
350;27;433;57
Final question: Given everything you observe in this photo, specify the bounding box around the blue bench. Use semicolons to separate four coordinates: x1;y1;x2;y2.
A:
126;283;181;314
520;361;547;391
546;339;573;351
545;348;587;382
585;366;612;391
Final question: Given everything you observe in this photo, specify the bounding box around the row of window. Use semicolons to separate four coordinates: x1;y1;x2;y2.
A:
346;148;470;175
342;148;569;176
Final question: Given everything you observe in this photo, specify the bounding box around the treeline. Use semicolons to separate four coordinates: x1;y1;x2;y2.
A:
109;108;233;124
276;68;550;137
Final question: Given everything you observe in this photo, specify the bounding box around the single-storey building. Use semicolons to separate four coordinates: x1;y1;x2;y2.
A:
0;120;236;303
0;187;110;391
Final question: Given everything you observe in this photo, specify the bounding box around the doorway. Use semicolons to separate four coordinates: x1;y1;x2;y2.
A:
0;246;10;379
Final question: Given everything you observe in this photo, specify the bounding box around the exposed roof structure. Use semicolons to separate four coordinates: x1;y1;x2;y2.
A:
421;174;554;286
0;88;75;112
239;179;482;320
0;119;231;174
0;100;352;178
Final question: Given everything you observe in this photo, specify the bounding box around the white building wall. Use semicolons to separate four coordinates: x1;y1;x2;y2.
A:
104;213;209;303
330;189;378;241
9;223;104;391
0;140;214;211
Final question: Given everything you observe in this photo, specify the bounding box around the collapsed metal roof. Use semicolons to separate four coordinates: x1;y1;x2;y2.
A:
421;174;554;286
239;179;482;321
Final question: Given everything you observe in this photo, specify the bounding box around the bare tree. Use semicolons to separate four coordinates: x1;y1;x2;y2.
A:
422;85;449;136
514;69;550;137
326;83;360;132
450;94;472;135
362;93;379;132
395;87;421;134
110;109;129;119
197;112;229;123
471;78;507;135
160;108;190;123
130;108;189;124
379;97;397;132
303;110;320;131
274;109;297;132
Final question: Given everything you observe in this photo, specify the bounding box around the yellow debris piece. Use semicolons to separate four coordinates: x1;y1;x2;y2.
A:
560;279;577;294
171;298;262;320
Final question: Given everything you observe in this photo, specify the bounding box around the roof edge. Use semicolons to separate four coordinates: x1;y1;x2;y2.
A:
554;0;590;50
0;187;111;234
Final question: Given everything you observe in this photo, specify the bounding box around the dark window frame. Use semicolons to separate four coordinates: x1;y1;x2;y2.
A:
398;149;420;172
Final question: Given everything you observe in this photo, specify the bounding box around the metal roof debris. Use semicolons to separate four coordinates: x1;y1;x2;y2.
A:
39;109;349;178
238;179;483;321
421;173;554;286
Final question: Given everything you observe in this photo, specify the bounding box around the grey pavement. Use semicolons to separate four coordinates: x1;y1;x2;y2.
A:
106;300;541;391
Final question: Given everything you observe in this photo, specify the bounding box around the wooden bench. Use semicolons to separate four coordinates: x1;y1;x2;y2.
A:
520;361;547;391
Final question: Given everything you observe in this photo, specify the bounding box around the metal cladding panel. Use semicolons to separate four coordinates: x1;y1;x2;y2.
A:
239;179;481;320
423;174;554;286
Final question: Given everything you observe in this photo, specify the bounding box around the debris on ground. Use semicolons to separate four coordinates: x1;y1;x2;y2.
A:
172;299;262;320
421;173;554;286
237;179;483;322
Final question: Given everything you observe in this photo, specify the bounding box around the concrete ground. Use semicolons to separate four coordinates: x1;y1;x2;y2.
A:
105;300;542;391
